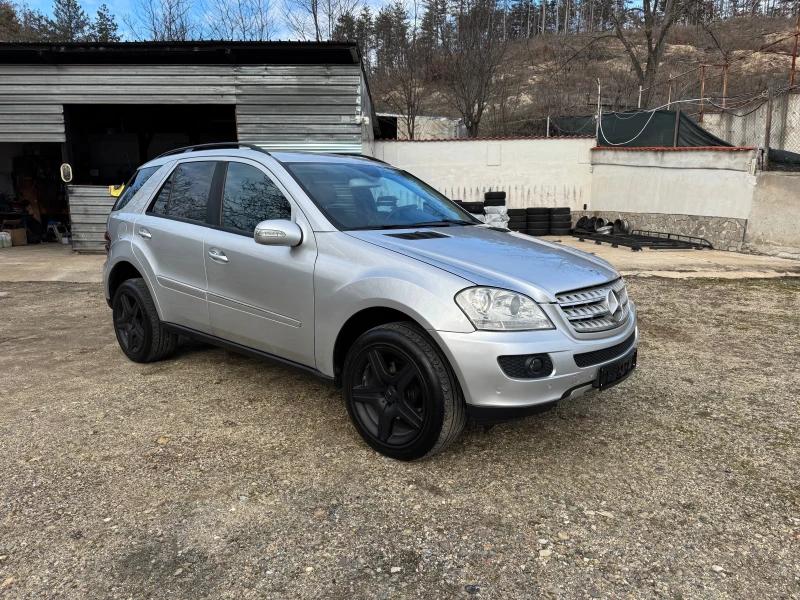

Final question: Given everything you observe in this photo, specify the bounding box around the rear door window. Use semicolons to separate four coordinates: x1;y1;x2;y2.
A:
112;166;159;211
220;162;292;233
148;161;216;223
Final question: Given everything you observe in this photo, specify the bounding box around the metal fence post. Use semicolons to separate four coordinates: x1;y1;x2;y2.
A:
546;115;550;137
791;18;798;88
764;86;773;171
673;108;681;148
699;65;706;122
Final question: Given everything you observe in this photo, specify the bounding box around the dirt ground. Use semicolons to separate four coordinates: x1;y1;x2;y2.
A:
1;276;799;600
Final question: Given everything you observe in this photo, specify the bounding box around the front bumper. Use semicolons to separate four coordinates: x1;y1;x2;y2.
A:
429;303;638;414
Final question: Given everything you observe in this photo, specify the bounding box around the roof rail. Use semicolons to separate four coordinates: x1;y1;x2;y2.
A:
155;142;270;160
338;153;388;164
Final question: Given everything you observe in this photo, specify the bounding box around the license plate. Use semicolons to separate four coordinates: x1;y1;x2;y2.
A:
594;349;637;390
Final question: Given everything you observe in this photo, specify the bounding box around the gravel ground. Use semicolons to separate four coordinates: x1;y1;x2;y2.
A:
0;277;798;599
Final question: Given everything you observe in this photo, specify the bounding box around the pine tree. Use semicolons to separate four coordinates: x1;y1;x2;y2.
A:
49;0;91;41
92;3;120;42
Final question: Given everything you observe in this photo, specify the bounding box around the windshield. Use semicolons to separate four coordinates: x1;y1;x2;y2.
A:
284;161;477;230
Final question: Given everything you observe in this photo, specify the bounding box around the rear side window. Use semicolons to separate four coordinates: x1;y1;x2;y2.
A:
112;166;159;212
148;161;216;223
221;162;291;233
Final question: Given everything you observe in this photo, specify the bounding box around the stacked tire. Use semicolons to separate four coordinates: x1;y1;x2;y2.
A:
549;208;571;235
526;208;549;236
460;201;484;215
506;208;527;233
484;191;506;207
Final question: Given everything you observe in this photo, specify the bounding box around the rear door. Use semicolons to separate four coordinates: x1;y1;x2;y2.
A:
132;159;220;334
203;158;317;366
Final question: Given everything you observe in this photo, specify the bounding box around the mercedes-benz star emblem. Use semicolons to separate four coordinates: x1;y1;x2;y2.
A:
605;290;620;316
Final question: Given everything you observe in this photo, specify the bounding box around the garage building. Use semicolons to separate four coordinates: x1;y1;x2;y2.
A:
0;41;378;252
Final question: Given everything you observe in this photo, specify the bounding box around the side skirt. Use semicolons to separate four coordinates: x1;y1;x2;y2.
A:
162;322;336;387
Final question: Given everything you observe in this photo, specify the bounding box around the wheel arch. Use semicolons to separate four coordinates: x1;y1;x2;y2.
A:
332;306;423;387
108;260;144;303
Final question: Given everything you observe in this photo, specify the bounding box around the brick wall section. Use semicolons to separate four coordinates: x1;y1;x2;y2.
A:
571;211;747;252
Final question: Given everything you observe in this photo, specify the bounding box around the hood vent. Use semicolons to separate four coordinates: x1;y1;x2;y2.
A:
384;231;451;240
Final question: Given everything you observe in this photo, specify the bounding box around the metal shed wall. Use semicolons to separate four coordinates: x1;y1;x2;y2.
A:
0;63;365;151
66;184;116;253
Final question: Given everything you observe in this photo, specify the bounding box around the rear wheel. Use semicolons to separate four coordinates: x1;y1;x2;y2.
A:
343;322;466;460
112;278;177;363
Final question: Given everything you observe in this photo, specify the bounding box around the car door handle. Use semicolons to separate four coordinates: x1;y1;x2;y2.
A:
208;248;228;263
138;227;152;240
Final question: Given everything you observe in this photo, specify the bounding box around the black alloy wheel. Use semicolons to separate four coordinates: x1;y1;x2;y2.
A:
350;345;426;447
343;322;466;460
114;289;148;356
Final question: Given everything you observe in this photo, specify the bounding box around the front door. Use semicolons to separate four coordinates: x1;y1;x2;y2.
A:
132;159;218;334
203;159;317;367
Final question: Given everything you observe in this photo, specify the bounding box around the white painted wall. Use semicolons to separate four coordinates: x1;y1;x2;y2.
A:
589;148;759;219
372;138;595;209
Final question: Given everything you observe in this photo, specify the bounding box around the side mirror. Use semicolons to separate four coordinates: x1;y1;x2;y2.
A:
254;220;302;247
109;184;125;197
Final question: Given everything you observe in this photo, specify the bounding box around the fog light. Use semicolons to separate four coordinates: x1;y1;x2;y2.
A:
525;356;545;375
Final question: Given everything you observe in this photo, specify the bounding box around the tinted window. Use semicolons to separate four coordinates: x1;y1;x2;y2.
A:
113;166;159;211
168;161;216;222
221;162;291;233
150;173;172;215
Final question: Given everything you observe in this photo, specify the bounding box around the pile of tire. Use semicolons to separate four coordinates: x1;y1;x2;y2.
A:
524;208;550;236
549;207;571;235
506;208;528;233
484;191;506;206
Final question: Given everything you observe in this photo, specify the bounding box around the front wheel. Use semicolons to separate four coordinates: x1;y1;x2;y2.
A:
342;322;466;461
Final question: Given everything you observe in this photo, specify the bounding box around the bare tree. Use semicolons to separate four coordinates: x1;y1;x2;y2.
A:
124;0;198;41
205;0;277;40
611;0;685;107
438;1;507;137
283;0;361;40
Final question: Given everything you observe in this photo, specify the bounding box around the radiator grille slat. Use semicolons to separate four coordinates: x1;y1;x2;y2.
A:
556;278;630;333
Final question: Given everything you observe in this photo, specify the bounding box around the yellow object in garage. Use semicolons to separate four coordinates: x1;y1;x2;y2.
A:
109;184;124;197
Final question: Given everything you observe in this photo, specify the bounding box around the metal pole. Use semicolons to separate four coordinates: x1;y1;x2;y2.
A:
667;79;672;109
637;86;642;109
791;18;799;88
699;65;706;122
722;64;728;108
764;86;773;171
673;108;681;148
546;116;550;137
596;79;601;143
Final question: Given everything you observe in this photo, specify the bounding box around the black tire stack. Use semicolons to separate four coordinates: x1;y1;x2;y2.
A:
526;208;550;236
549;208;571;235
484;191;506;206
461;201;484;215
506;208;527;232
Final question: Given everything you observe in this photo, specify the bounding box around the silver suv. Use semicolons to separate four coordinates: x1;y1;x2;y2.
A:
103;143;637;460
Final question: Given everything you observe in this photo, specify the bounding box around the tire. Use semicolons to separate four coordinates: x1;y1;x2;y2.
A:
526;207;549;215
461;202;484;214
550;214;571;222
342;322;467;461
112;278;178;363
549;227;571;235
508;224;527;231
484;199;506;207
507;208;526;217
484;191;506;201
508;215;527;223
549;207;570;215
527;215;549;223
526;228;549;236
575;216;589;230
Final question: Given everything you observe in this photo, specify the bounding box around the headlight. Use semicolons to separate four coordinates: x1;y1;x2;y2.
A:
455;287;554;331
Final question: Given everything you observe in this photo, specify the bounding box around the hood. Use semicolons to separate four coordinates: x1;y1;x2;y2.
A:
346;225;619;302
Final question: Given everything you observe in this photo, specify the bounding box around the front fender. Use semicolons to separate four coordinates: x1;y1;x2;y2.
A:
313;233;475;377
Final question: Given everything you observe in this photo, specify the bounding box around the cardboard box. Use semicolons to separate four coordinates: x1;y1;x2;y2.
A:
1;219;27;246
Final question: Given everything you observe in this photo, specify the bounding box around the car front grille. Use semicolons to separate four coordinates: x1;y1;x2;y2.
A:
556;278;630;333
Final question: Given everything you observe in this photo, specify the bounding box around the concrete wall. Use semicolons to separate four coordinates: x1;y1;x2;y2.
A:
744;172;800;259
372;137;594;208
